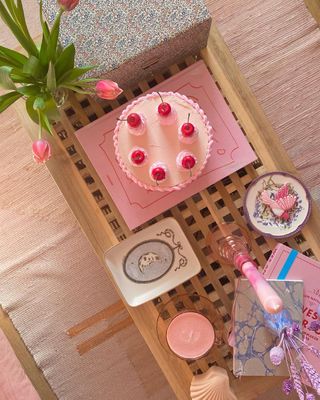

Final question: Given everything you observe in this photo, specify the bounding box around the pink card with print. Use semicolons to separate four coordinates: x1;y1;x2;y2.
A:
76;61;256;229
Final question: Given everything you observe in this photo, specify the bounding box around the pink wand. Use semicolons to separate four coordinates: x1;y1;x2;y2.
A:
209;224;283;314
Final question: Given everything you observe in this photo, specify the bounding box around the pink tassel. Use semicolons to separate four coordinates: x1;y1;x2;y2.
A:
290;364;305;400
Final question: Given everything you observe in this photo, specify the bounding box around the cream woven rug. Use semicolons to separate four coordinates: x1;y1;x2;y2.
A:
209;0;320;204
0;107;174;400
1;1;320;399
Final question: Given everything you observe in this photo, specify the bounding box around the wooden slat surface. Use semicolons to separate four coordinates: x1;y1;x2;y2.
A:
15;21;320;399
0;1;318;398
304;0;320;23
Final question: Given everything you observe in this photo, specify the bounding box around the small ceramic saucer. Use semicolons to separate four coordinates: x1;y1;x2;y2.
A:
244;172;311;239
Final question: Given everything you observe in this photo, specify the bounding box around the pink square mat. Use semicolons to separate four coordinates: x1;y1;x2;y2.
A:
76;61;257;229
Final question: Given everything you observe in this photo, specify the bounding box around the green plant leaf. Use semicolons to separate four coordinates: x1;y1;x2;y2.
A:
6;0;38;50
0;45;28;66
71;78;97;87
15;0;34;42
47;9;63;62
47;62;56;92
0;90;22;113
33;96;45;110
39;34;49;66
54;43;75;81
39;110;53;135
0;66;16;90
0;2;38;57
16;84;41;96
26;96;39;123
56;43;63;58
3;1;15;13
58;66;95;84
39;1;50;43
23;55;46;79
4;0;32;44
60;84;91;95
74;77;98;83
10;69;36;83
0;55;20;69
43;96;60;122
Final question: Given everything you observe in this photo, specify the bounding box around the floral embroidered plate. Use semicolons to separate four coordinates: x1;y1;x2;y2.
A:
244;172;311;239
104;218;201;306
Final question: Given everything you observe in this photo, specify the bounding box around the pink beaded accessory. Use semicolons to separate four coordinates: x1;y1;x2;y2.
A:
265;310;320;399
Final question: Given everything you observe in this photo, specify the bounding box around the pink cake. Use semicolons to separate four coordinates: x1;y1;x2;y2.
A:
113;92;214;192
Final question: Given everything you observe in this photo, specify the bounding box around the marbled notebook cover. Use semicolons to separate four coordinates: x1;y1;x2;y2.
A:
233;279;303;377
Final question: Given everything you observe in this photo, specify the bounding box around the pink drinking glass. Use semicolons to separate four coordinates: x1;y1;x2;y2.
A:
207;222;283;314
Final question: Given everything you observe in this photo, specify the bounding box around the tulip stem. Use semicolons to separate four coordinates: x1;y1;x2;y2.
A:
37;110;42;139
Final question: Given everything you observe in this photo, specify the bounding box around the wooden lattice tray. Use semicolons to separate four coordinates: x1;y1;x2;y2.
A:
16;25;320;400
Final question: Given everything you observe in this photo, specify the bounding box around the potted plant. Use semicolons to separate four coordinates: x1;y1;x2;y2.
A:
0;0;122;163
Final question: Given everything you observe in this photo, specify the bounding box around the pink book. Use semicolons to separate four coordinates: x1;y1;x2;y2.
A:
76;61;256;229
263;243;320;373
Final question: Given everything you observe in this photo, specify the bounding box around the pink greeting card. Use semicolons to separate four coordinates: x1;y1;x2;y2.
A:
76;61;256;229
263;243;320;374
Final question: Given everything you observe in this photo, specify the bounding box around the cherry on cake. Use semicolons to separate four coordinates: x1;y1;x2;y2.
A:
114;91;213;192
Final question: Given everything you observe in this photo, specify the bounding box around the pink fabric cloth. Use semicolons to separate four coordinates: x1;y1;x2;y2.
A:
0;329;40;400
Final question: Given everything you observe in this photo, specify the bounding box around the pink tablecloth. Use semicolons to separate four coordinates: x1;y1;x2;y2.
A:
0;329;40;400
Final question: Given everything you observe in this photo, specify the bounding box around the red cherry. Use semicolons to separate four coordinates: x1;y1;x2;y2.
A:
158;102;171;116
152;167;166;181
181;155;196;169
127;113;141;128
131;149;145;165
181;122;195;137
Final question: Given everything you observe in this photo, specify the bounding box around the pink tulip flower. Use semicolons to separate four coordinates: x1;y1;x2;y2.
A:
58;0;79;11
32;139;51;164
95;80;123;100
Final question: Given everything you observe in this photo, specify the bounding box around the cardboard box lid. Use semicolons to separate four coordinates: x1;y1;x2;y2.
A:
43;0;211;73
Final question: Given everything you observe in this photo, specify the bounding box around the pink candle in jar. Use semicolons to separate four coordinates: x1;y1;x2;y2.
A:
166;311;215;360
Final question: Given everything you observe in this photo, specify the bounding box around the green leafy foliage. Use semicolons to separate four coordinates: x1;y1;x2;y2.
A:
0;90;22;112
0;45;28;66
0;66;16;90
0;0;96;137
46;62;56;92
23;55;46;79
54;43;75;80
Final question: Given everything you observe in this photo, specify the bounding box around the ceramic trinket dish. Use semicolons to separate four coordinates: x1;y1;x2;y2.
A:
104;218;201;306
244;172;311;239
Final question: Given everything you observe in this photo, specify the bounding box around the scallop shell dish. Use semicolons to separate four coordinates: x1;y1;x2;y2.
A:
190;367;237;400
